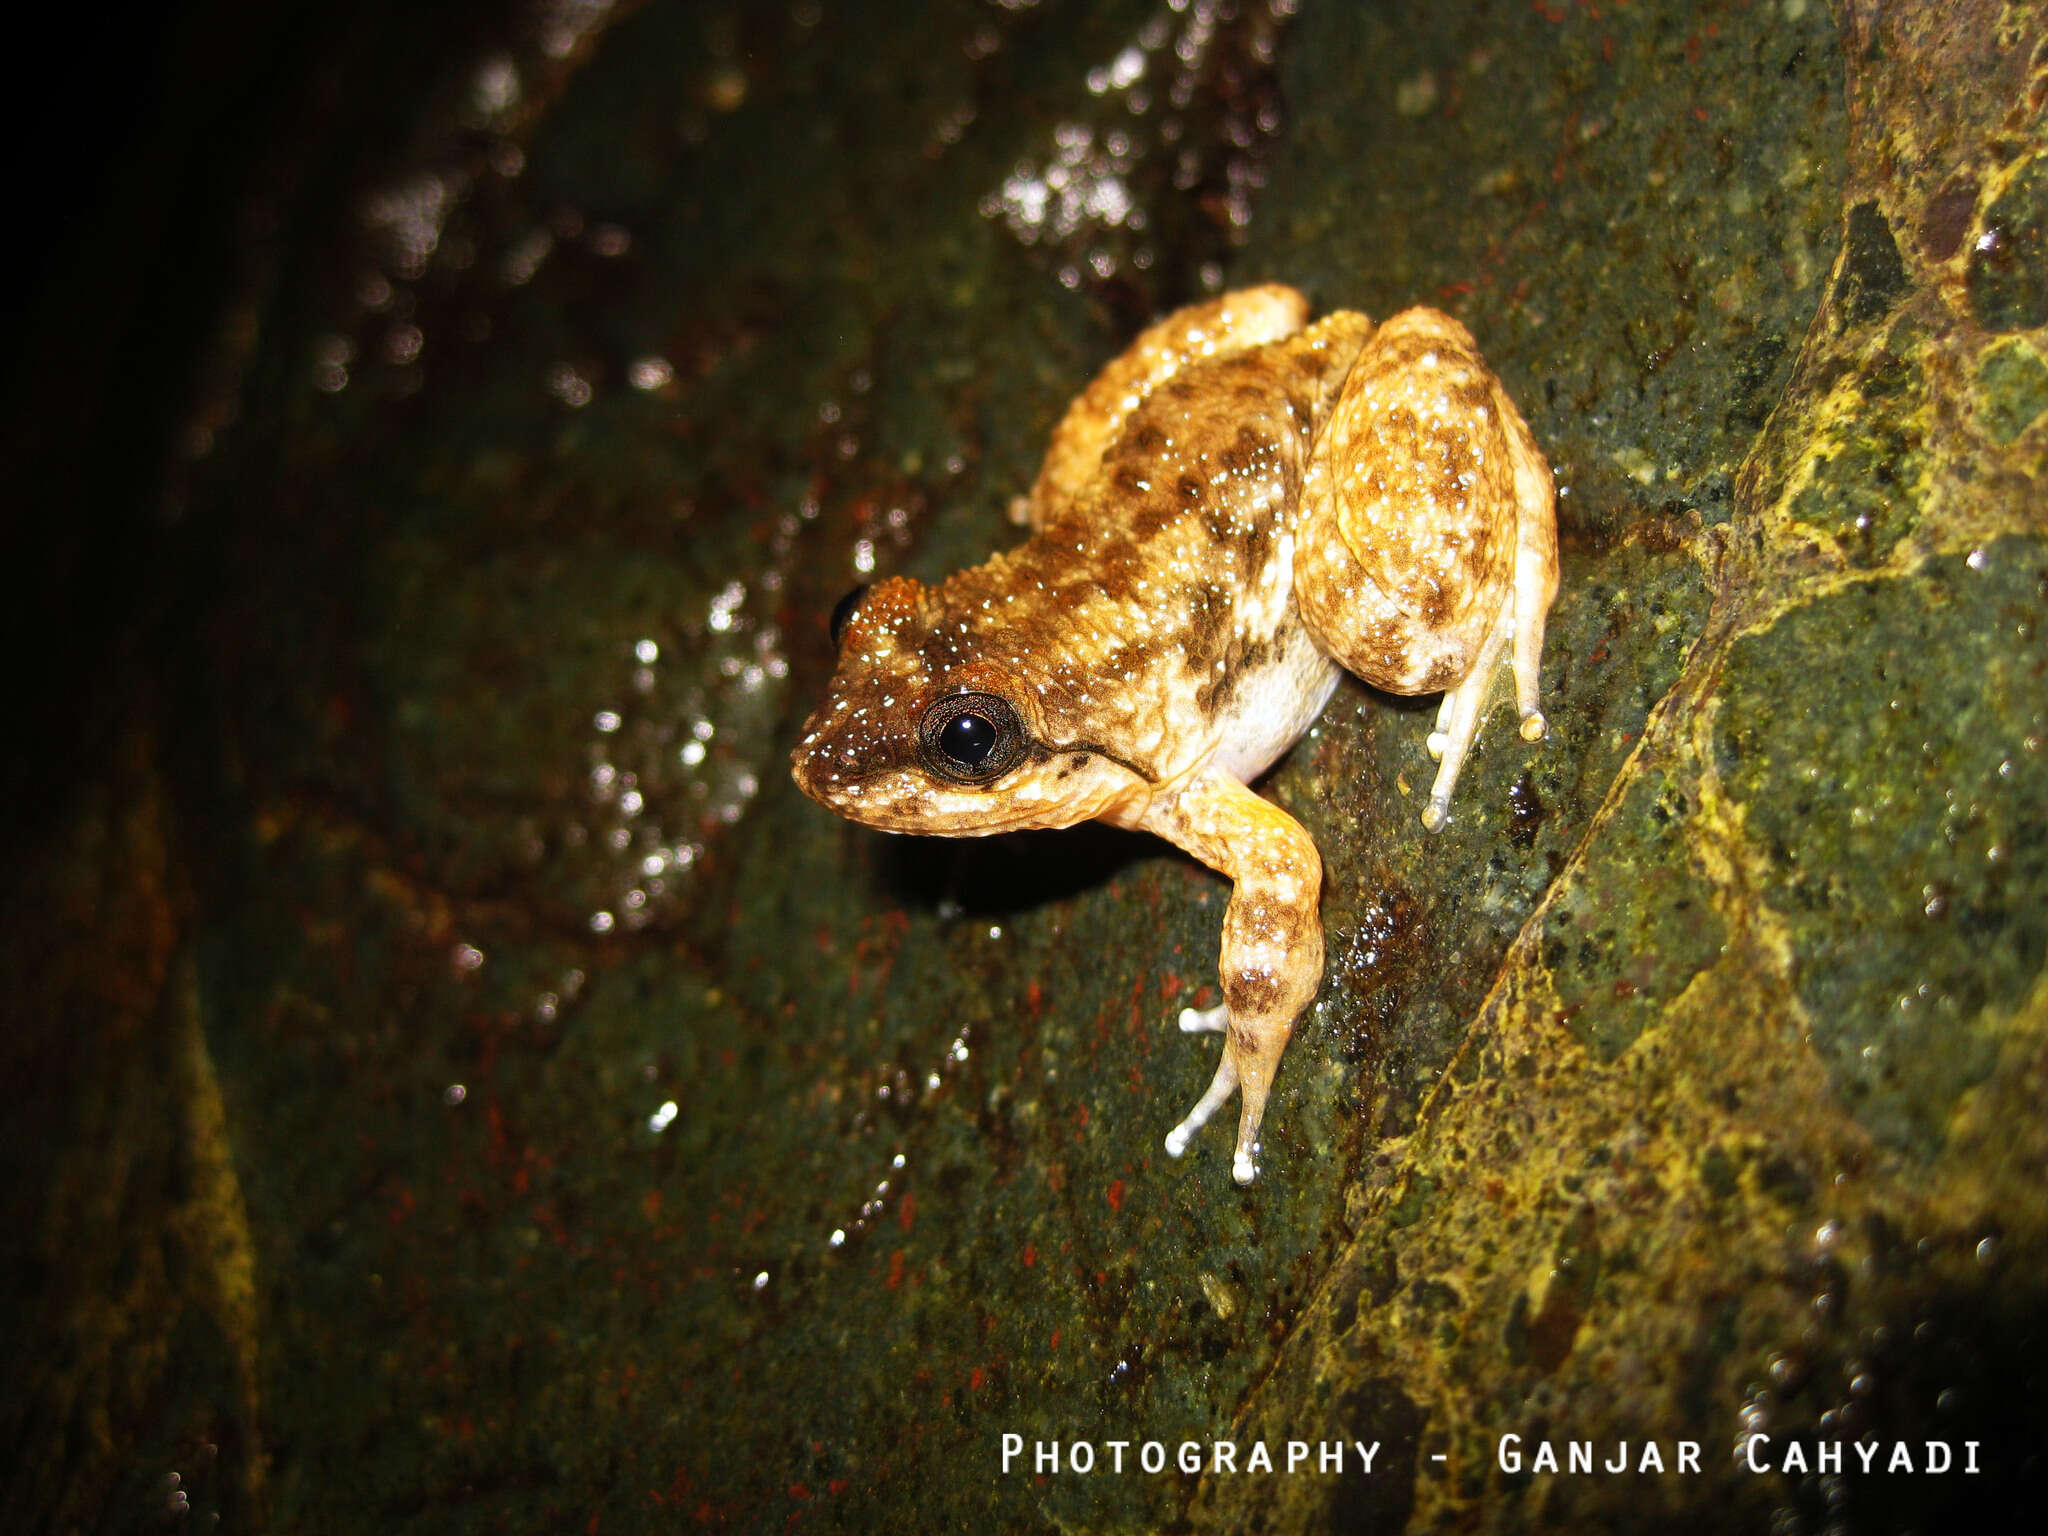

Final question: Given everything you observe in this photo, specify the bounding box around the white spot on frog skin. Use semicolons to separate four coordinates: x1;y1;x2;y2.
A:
791;286;1557;1186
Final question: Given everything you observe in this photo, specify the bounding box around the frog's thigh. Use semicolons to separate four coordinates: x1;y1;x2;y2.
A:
1295;306;1558;827
1149;771;1324;1183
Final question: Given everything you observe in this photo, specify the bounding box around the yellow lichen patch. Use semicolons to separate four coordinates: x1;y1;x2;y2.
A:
1927;968;2048;1269
168;956;268;1521
3;737;268;1529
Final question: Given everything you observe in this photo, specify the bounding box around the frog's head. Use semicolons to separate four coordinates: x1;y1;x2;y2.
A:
791;575;1149;835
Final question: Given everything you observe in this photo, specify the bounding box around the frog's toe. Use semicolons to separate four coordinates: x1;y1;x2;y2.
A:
1164;1051;1240;1159
1424;691;1461;763
1177;1002;1230;1034
1418;621;1515;831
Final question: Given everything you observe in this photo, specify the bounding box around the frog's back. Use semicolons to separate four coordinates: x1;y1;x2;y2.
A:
1059;313;1369;553
929;317;1368;783
1039;314;1368;665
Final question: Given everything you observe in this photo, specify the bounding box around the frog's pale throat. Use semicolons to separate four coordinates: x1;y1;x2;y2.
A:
791;284;1558;1185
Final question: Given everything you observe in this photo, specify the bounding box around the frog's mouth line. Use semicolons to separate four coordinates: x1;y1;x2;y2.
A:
792;737;1160;836
1043;738;1156;786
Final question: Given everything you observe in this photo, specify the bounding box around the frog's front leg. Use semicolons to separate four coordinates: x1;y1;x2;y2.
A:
1295;306;1558;831
1141;768;1324;1184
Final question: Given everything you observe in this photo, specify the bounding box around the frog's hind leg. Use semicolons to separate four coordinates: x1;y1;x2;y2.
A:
1293;305;1558;830
1419;455;1558;828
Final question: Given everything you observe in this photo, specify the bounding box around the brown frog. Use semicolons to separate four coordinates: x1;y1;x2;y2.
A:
790;285;1558;1183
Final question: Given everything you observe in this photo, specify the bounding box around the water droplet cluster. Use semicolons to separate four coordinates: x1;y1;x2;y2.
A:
979;0;1296;295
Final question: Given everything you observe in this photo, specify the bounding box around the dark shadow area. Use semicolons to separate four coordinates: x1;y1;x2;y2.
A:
1790;1273;2048;1530
874;818;1162;919
0;0;515;864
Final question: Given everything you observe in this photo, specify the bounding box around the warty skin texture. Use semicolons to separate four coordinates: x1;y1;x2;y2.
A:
791;285;1557;1184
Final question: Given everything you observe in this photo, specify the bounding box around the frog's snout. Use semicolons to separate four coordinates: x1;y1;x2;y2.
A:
788;736;827;803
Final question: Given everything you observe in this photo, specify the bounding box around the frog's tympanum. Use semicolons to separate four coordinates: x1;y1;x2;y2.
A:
792;286;1557;1183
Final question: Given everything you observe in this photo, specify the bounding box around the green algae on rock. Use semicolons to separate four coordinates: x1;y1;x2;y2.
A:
1974;338;2048;446
1966;151;2048;334
1716;542;2048;1154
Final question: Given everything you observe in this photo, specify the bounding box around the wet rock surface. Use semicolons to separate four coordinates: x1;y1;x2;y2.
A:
4;2;2045;1533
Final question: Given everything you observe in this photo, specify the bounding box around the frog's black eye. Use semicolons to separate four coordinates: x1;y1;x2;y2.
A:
917;692;1025;784
829;584;869;648
940;710;996;765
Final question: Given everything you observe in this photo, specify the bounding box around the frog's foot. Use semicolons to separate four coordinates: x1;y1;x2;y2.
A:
1425;678;1544;758
1166;1004;1255;1171
1421;620;1514;833
1163;1047;1248;1178
1418;567;1552;832
1163;1007;1293;1184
